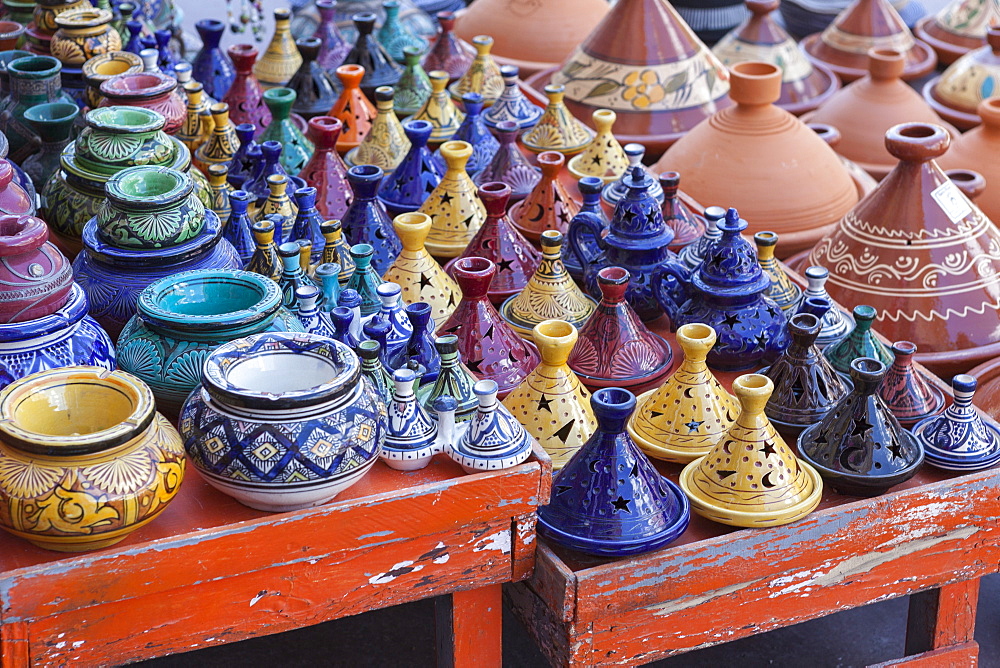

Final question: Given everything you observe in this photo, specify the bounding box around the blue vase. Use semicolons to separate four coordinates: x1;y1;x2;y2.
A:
563;176;606;282
123;19;144;55
338;288;364;341
537;387;690;557
377;119;442;216
914;375;1000;471
374;281;412;360
226;123;258;190
431;93;499;175
315;262;342;310
331;305;360;348
243;140;289;204
0;284;115;390
390;301;440;384
154;30;177;73
190;19;236;100
290;186;325;262
341;165;401;275
224;189;256;265
278;242;319;311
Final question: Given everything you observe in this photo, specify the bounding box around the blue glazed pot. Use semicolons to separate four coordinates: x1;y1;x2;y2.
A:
190;19;236;100
179;332;387;512
117;269;305;417
377;119;442;217
0;283;115;389
341;164;401;275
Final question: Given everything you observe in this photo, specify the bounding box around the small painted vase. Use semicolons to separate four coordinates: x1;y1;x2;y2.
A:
206;163;234;224
378;0;427;63
153;30;175;72
677;205;725;273
472;120;539;202
418;140;486;258
879;340;946;427
914;374;1000;471
344;242;385;317
254;174;298;241
377;119;443;215
0;366;183;551
509;151;580;242
416;333;478;422
224;44;272;136
254;7;302;89
117;269;304;416
277;241;319;310
98;71;185;135
601;144;664;208
259;88;315;174
411;69;464;143
382;211;460;328
363;318;394;370
563;176;606;282
357;338;393;403
374;281;412;358
321;219;355;284
243;140;288;205
1;55;76;164
50;8;122;66
761;313;852;436
568;266;674;390
296;241;313;272
394;45;432;116
437;256;540;397
444;379;533;472
178;82;213;154
287;37;338;120
658;209;790;371
627;323;739;464
330;305;358;347
314;0;351;73
799;265;854;348
290;186;326;263
122;19;144;55
567;109;628;184
444;181;540;304
681;374;823;526
0;214;73;323
346;85;411;173
226;123;259;190
753;231;802;312
245;218;282;281
315;262;342;308
500;230;596;339
190;18;235;100
421;10;474;81
225;189;256;265
296;284;337;338
448;35;503;105
140;49;159;74
483;65;541;130
660;172;705;253
180;332;385;512
502;319;596;470
798;358;924;497
521;84;593;156
193;102;241;174
341;165;402;274
297;120;352;219
538;387;690;556
328;63;376;153
382;367;438;470
81;50;144;110
390;301;440;383
20;100;76;191
824;304;894;375
431;92;498;175
342;11;402;96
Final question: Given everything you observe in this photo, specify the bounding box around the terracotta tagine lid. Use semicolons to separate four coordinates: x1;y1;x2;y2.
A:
924;27;1000;130
809;122;1000;377
654;62;858;258
535;0;732;156
453;0;609;78
915;0;1000;65
713;0;840;115
801;0;937;82
937;97;1000;224
804;49;959;180
509;151;580;242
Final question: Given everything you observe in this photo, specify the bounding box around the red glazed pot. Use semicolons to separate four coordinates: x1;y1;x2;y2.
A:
299;116;353;221
99;72;185;135
0;214;73;323
0;160;34;218
223;43;272;139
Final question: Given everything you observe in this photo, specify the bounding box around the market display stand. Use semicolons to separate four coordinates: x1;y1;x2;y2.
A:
0;446;552;667
507;325;992;667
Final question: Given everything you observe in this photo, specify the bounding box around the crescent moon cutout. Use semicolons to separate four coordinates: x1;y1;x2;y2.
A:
589;460;601;474
529;203;545;222
683;387;694;399
722;439;733;454
762;471;776;488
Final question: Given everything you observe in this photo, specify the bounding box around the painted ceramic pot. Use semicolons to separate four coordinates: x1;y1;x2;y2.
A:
179;332;386;512
0;283;115;389
81;50;143;110
0;366;184;552
442;378;533;472
0;21;25;52
255;7;303;89
287;36;338;119
421;10;474;81
190;19;236;100
914;374;1000;471
0;55;76;164
117;269;304;417
50;8;121;67
924;27;1000;130
0;159;35;219
99;71;186;135
224;44;272;136
314;0;352;72
259;87;315;174
193;102;241;174
0;214;73;323
342;11;402;96
914;0;1000;65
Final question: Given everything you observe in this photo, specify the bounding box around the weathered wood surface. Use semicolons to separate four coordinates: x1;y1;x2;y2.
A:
436;586;504;668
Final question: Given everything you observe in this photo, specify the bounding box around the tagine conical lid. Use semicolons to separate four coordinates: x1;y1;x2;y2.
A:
545;0;731;155
419;140;486;258
346;86;411;173
502;319;598;469
567;109;629;183
879;340;946;427
924;27;1000;130
521;85;594;155
937;97;1000;223
802;0;937;82
754;231;801;311
915;0;1000;65
680;373;823;527
713;0;839;115
329;64;377;153
654;61;858;257
412;69;466;143
453;0;609;77
804;49;959;180
509;151;581;242
448;35;505;105
810;123;1000;375
627;323;740;464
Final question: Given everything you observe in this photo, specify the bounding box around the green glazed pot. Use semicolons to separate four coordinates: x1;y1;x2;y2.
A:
259;87;314;174
97;166;205;249
80;50;144;110
21;101;78;189
0;55;76;163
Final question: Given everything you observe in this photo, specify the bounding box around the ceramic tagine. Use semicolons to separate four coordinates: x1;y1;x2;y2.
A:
442;379;533;472
395;46;433;116
810;122;1000;377
798;358;924;496
98;71;186;135
801;0;937;82
879;340;946;427
421;11;474;81
418;140;485;258
659;172;705;253
411;69;464;143
509;151;580;242
601;143;664;208
565;109;628;184
0;366;184;552
501;319;597;469
520;84;593;156
377;118;443;215
179;332;386;512
824;304;894;374
712;0;839;115
190;18;235;100
346;85;410;173
473;120;539;201
653;61;859;257
415;333;479;422
0;214;73;323
313;0;352;73
340;164;402;274
754;231;801;311
299;115;353;221
328;63;377;153
378;0;427;63
388;301;441;381
483;65;542;130
937;98;1000;225
342;11;403;96
381;367;439;470
924;27;1000;130
799;265;854;347
193;102;241;174
447;34;504;105
681;373;823;526
913;374;1000;471
255;7;303;89
259;88;315;174
430;92;497;174
915;0;1000;65
224;44;273;136
287;36;339;120
537;387;690;556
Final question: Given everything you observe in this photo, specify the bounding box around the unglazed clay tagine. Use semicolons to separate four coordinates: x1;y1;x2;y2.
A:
924;27;1000;130
915;0;1000;65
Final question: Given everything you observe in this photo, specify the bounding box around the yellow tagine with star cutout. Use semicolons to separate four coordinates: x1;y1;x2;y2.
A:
383;212;462;328
419;141;486;258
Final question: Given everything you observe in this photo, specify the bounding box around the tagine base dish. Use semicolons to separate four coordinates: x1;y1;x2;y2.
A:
921;76;985;130
801;33;938;82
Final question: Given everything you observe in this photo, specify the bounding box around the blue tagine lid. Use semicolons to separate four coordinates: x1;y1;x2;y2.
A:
913;374;1000;472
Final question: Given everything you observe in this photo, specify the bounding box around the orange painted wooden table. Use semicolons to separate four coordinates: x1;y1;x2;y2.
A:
507;320;992;667
0;445;551;667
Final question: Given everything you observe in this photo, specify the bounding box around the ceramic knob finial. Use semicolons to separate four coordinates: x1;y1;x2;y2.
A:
947;169;987;200
884;122;951;162
728;61;782;107
868;48;906;81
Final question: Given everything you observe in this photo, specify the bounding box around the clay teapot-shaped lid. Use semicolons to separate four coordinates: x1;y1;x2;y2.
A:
809;122;1000;372
925;27;1000;129
915;0;1000;66
802;0;937;82
712;0;840;115
654;61;858;257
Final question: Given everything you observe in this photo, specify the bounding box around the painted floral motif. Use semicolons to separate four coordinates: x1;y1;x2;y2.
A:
623;70;666;109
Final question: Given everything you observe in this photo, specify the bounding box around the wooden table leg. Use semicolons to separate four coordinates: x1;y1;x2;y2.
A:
889;579;981;666
1;622;29;668
435;586;503;668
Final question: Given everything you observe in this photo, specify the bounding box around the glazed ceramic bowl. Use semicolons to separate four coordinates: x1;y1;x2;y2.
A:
81;51;145;109
74;107;175;176
0;366;184;552
96;166;206;249
179;332;386;512
50;8;122;67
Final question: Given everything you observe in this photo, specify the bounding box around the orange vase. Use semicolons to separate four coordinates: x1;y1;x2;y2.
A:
328;64;377;154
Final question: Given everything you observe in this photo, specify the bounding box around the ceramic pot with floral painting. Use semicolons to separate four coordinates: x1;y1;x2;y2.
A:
50;8;121;67
98;70;186;135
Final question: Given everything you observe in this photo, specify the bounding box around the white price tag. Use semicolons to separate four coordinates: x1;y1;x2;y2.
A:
931;179;973;224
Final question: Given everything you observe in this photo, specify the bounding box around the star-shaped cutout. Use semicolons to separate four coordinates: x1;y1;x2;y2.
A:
496;258;513;273
645;210;659;227
759;440;777;458
557;208;571;224
447;291;458;307
649;410;663;419
721;312;741;328
754;332;768;351
611;496;631;512
591;155;602;166
484;323;495;340
888;440;906;460
439;192;454;205
621;209;637;226
466;358;483;374
684;419;703;433
537;394;552;412
852;417;873;438
418;273;433;290
629;463;639;478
